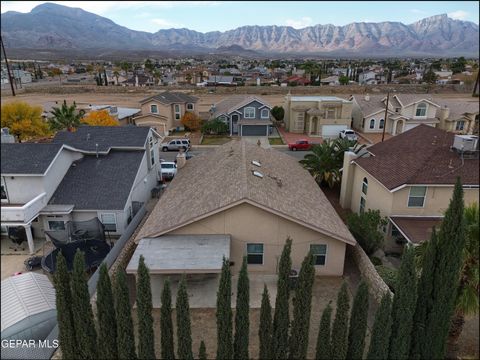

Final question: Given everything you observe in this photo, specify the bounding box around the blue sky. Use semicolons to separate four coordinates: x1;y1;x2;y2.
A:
1;1;479;33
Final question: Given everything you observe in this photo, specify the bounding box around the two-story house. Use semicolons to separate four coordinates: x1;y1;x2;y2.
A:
1;126;161;254
209;95;272;136
134;91;199;135
340;125;479;249
434;98;479;135
283;94;353;137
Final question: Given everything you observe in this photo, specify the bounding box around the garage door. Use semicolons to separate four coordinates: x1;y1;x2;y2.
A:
404;123;420;132
322;125;348;138
242;125;268;136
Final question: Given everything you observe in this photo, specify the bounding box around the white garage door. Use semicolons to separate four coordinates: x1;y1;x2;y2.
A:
322;125;348;138
404;123;420;132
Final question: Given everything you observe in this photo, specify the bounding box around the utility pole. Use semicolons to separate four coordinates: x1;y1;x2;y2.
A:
0;35;16;96
382;91;390;142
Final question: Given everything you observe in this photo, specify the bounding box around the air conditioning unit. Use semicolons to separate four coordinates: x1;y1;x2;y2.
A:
453;135;479;152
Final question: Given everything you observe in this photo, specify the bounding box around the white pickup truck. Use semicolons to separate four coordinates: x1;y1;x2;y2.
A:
160;161;177;180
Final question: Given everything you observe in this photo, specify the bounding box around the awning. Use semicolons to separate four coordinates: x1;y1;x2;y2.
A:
389;216;443;245
39;204;74;215
126;234;231;274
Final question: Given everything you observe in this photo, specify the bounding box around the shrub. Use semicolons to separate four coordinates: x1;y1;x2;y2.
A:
271;106;285;121
375;265;398;292
370;256;383;266
347;209;388;255
201;118;229;135
181;112;202;131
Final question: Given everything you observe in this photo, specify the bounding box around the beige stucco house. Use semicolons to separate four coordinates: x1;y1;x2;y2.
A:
434;98;479;135
283;94;353;137
340;125;479;248
134;91;199;135
128;140;355;283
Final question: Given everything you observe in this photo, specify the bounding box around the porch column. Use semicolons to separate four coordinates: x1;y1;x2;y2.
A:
392;120;397;136
24;223;35;254
308;117;312;135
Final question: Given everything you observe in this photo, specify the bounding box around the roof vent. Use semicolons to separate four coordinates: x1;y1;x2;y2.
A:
252;171;263;178
251;160;261;167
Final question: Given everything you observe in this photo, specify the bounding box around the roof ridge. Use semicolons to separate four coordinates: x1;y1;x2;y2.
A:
241;141;249;197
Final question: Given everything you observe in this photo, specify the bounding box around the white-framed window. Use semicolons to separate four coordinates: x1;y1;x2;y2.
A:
415;103;427;117
244;107;255;119
455;121;465;131
360;196;366;213
247;243;264;265
100;213;117;232
310;244;327;266
1;225;8;234
325;108;336;119
294;112;305;131
362;177;368;195
48;220;65;231
150;104;158;114
379;119;385;129
1;177;8;203
186;103;194;111
261;108;270;119
408;186;427;207
174;104;181;120
149;137;155;166
369;119;375;129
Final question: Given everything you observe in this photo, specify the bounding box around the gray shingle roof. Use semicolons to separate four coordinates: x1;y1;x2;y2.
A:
351;95;389;117
432;98;480;120
393;94;439;108
140;91;198;105
52;126;150;152
211;95;270;118
137;140;355;244
49;150;145;210
1;143;63;175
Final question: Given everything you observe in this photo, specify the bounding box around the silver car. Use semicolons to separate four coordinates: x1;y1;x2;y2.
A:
161;139;191;152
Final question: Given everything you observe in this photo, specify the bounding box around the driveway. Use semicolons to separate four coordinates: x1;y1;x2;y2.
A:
277;126;323;144
242;136;271;148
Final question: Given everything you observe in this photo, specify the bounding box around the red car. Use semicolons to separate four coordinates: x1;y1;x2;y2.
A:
288;139;313;151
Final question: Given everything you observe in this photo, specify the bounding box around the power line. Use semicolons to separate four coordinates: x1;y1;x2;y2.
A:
0;35;16;96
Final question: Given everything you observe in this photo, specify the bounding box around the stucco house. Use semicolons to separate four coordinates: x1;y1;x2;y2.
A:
127;140;355;286
134;91;199;135
434;98;479;135
283;94;353;137
209;95;272;136
1;126;162;254
340;125;479;248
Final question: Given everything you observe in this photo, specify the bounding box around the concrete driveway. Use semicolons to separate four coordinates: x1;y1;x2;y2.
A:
242;136;271;148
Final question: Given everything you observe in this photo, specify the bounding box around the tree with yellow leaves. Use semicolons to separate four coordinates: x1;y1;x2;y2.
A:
81;110;119;127
1;101;51;142
181;111;202;131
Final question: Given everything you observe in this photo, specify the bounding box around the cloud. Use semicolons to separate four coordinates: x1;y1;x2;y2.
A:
151;18;184;29
448;10;469;20
410;9;427;15
285;16;313;29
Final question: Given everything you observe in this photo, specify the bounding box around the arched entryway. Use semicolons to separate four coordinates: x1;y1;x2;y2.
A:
394;120;404;135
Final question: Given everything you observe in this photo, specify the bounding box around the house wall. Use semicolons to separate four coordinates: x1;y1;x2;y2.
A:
400;101;438;120
236;100;270;121
134;115;169;135
141;100;199;131
72;209;127;236
360;111;388;134
169;202;347;276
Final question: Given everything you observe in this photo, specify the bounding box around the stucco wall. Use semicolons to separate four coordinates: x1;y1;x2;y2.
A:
360;111;388;133
169;202;347;276
400;101;438;119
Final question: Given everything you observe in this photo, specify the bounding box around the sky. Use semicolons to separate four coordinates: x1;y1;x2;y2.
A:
1;1;479;33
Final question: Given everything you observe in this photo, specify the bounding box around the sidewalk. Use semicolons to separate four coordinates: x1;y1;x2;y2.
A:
277;126;323;144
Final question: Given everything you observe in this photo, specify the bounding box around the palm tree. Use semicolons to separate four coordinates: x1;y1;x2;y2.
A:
113;70;120;85
49;100;85;132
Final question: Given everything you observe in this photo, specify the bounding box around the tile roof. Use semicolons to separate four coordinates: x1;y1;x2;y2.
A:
1;143;63;175
393;94;439;108
137;140;355;244
351;95;391;117
432;98;480;120
140;91;198;105
354;125;479;190
49;150;144;210
211;95;270;118
390;216;443;245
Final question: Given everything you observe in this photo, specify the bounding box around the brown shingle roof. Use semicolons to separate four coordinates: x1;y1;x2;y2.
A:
137;140;355;244
354;125;479;190
432;98;480;120
140;91;198;105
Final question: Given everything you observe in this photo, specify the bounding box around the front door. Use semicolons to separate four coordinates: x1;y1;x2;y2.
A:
232;114;239;134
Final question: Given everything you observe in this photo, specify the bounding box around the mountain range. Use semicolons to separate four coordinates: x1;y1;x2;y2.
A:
1;3;479;58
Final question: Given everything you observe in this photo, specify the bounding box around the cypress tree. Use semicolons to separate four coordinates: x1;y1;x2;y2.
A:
137;255;155;359
330;282;350;360
346;281;369;360
315;302;333;360
199;341;207;360
71;250;98;359
96;263;117;359
160;279;175;360
389;246;418;359
176;275;193;360
367;294;393;360
289;252;315;359
259;285;273;360
272;238;292;359
53;252;77;360
216;257;233;359
114;269;137;360
233;257;250;360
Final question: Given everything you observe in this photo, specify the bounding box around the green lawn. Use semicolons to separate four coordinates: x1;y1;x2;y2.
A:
268;137;284;145
201;136;232;145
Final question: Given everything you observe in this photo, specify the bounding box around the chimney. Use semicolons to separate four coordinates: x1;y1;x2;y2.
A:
176;151;186;169
364;93;370;101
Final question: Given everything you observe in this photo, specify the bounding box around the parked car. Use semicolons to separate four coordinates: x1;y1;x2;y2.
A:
161;139;191;152
339;129;358;141
160;161;177;180
288;139;313;151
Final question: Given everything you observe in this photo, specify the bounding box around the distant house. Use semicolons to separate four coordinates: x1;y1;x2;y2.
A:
122;74;155;87
86;105;141;126
320;75;340;86
435;99;479;135
282;75;310;86
206;75;236;86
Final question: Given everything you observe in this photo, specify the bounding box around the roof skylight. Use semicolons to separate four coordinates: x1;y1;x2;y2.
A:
251;160;261;167
252;171;263;178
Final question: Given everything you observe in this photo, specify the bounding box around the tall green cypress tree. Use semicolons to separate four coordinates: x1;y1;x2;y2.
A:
71;250;98;359
176;275;193;360
389;246;417;359
272;238;292;359
114;269;137;360
367;294;393;360
315;302;333;360
216;257;233;360
233;257;250;360
289;252;315;359
330;282;350;360
160;279;175;360
53;252;77;360
199;341;207;360
346;281;369;360
136;255;155;359
259;285;273;360
96;263;117;359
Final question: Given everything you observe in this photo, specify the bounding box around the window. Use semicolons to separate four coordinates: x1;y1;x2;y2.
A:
325;108;336;119
415;103;427;117
408;186;426;207
362;177;368;195
294;112;305;131
174;104;181;120
379;119;385;129
369;119;375;129
150;104;158;113
456;121;465;131
261;108;270;119
1;177;8;202
186;103;194;111
360;196;366;213
310;244;327;265
149;137;155;166
1;225;8;234
244;107;255;119
247;243;264;264
48;221;65;231
100;213;117;232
